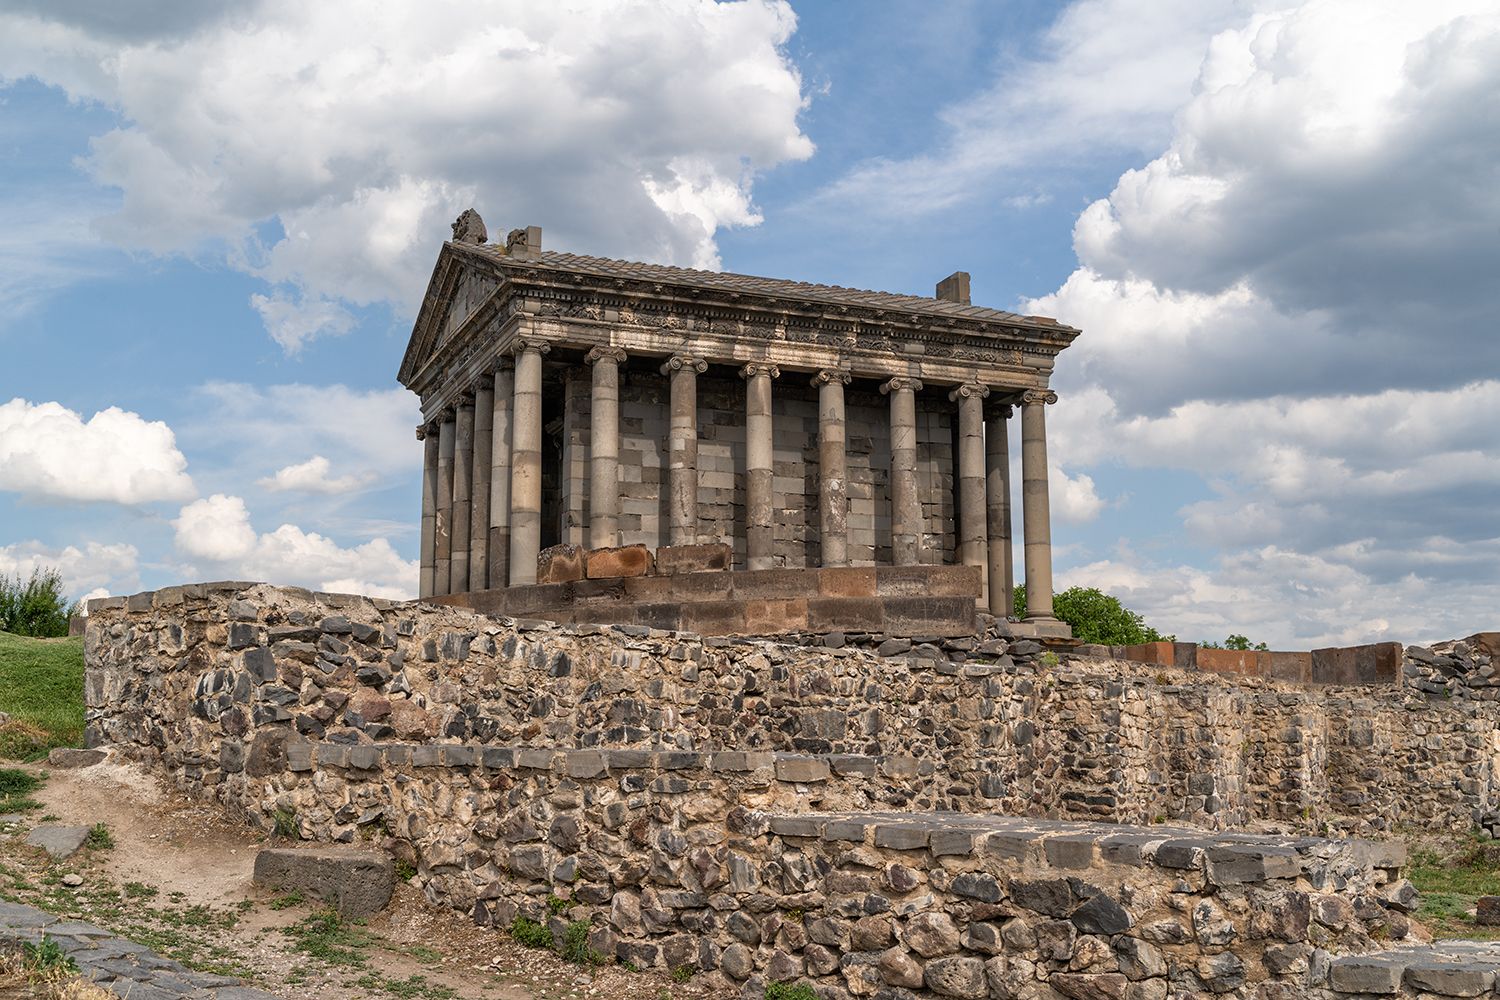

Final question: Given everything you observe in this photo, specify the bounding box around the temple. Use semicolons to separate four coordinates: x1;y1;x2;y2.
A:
398;212;1079;637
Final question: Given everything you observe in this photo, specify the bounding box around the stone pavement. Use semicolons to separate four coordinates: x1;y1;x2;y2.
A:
1330;941;1500;996
0;900;282;999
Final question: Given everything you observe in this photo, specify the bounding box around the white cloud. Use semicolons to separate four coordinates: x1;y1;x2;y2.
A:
1;0;814;350
258;455;375;495
173;494;257;562
172;493;416;598
0;539;140;600
1050;464;1106;525
0;398;194;505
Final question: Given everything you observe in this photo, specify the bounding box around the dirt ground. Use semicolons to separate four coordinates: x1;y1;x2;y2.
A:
0;759;718;1000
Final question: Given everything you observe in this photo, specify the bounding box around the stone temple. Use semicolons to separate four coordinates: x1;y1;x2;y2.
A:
399;211;1077;638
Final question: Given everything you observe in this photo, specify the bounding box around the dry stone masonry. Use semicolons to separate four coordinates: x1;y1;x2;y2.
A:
399;211;1079;635
84;582;1500;998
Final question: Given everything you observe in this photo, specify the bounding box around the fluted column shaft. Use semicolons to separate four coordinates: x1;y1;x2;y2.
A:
418;426;439;598
881;377;924;566
663;354;706;546
814;369;852;567
470;380;493;591
434;414;455;596
450;398;475;593
1021;389;1059;622
509;341;549;585
489;362;513;588
587;347;627;549
741;363;779;570
985;404;1015;618
951;383;991;605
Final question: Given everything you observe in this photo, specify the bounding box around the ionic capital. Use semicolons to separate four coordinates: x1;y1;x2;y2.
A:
661;353;707;376
512;338;552;358
415;424;428;441
811;368;852;388
985;403;1015;421
493;355;514;373
880;376;923;395
949;382;991;402
739;362;780;380
585;345;628;366
455;392;476;410
1021;389;1059;406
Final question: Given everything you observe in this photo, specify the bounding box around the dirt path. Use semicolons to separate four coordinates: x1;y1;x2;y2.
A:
0;759;713;1000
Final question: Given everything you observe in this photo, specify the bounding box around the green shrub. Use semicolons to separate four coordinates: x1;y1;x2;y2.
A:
86;822;114;850
509;915;553;949
1014;585;1171;646
271;808;298;838
560;919;606;965
0;569;78;638
765;984;819;1000
22;935;76;974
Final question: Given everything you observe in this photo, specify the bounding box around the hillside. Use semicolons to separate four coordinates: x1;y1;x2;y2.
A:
0;629;84;760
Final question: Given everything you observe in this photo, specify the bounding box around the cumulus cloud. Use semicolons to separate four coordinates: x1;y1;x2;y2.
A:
0;0;813;350
258;455;375;495
172;493;416;598
1012;0;1500;645
0;539;140;599
0;398;194;504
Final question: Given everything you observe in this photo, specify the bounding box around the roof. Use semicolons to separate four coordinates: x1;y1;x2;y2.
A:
462;243;1074;332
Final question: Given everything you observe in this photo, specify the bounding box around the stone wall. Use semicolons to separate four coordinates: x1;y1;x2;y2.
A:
83;583;1500;997
554;368;956;568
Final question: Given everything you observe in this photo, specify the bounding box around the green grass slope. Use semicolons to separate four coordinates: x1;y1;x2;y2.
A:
0;630;84;760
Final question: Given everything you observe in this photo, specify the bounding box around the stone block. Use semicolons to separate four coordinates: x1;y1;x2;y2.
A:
667;571;735;602
571;578;629;605
1269;651;1312;683
1476;896;1500;925
47;748;106;769
1123;642;1175;667
742;599;808;634
817;567;877;598
252;847;394;918
1198;648;1258;676
775;756;830;783
875;564;980;598
678;601;747;635
25;826;91;859
1311;645;1358;684
730;568;818;600
655;543;732;576
586;544;655;579
882;596;975;638
807;597;885;633
1328;957;1403;994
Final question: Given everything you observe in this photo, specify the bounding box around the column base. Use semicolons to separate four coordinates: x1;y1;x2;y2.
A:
1016;617;1073;639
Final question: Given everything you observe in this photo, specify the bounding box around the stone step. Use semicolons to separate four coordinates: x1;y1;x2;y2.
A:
1329;941;1500;995
252;846;395;918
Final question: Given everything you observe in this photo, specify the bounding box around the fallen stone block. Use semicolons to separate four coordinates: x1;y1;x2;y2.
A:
1476;895;1500;925
48;748;107;769
253;846;395;918
654;542;732;576
537;543;584;584
25;826;92;859
585;544;655;580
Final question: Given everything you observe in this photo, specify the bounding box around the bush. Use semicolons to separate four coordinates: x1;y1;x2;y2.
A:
1013;585;1171;646
765;984;819;1000
509;915;553;949
0;569;78;639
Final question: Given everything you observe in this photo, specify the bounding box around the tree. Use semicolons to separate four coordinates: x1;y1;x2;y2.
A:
0;568;79;638
1222;634;1268;651
1012;585;1172;646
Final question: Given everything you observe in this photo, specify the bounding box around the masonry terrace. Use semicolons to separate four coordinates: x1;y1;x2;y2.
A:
398;211;1080;637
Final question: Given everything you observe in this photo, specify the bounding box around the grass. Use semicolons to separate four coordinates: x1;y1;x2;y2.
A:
85;823;114;851
283;908;378;968
509;915;553;950
1408;837;1500;939
0;766;44;813
0;941;113;1000
0;631;85;760
764;984;819;1000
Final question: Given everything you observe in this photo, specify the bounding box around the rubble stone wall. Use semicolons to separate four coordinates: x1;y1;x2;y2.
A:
82;583;1500;997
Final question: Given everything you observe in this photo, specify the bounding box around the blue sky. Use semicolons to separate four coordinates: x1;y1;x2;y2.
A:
2;0;1498;647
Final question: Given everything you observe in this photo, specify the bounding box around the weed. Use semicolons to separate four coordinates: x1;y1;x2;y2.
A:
123;882;158;899
560;919;605;965
394;858;417;881
0;768;42;813
283;908;375;967
622;959;641;973
784;907;803;920
546;894;570;915
271;808;298;839
1040;651;1060;668
764;983;819;1000
269;891;305;910
356;972;459;999
85;823;114;851
22;936;75;975
671;965;692;983
509;915;553;950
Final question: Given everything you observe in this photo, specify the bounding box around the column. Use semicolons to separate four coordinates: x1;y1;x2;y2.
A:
950;382;990;605
434;411;456;596
489;360;513;588
450;396;475;593
880;377;923;566
813;369;852;567
985;403;1015;618
586;346;627;549
741;363;779;570
662;353;706;546
1021;389;1059;622
508;340;549;585
418;424;439;598
469;378;494;591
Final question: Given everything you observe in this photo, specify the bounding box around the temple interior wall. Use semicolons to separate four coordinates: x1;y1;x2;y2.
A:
553;367;956;568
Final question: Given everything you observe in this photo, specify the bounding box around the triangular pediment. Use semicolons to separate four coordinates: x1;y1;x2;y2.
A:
398;245;504;389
